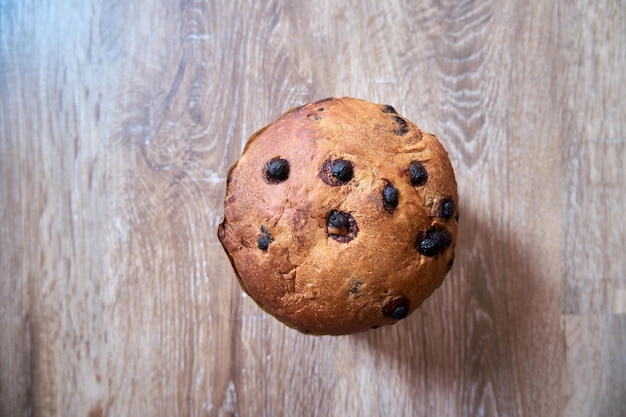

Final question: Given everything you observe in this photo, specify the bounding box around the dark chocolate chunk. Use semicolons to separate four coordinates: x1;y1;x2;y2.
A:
392;305;409;320
331;160;354;182
327;210;358;242
315;97;334;104
436;197;455;219
328;212;348;230
392;116;409;135
382;297;410;320
264;158;290;183
430;230;452;250
410;161;428;186
446;256;455;271
416;227;452;256
258;226;274;251
418;238;439;256
217;222;226;242
317;107;325;112
381;104;398;114
382;182;399;214
320;159;354;186
348;280;363;295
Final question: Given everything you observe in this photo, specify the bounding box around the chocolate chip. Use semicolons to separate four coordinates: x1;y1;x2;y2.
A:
327;210;358;242
416;227;452;256
320;159;354;186
328;212;348;230
392;305;409;320
315;97;334;104
217;222;226;242
392;116;409;135
382;182;399;214
418;238;439;256
381;104;398;114
447;256;455;271
431;231;451;250
382;297;410;320
436;198;455;219
317;107;325;112
348;280;363;295
264;158;290;183
331;160;353;182
410;161;428;186
258;226;274;251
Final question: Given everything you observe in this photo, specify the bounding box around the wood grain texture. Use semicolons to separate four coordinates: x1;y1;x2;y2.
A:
0;1;624;416
558;1;626;416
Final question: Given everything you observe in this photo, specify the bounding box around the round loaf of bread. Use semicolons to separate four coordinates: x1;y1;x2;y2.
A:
218;97;458;335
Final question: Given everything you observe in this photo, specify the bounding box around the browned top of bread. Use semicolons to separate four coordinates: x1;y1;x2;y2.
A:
218;97;458;335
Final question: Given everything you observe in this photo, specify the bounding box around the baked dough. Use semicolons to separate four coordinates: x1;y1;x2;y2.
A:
218;97;458;335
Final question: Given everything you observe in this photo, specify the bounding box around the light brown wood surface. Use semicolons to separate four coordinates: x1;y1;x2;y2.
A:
1;1;624;416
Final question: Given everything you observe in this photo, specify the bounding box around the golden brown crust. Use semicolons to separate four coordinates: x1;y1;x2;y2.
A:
218;97;458;335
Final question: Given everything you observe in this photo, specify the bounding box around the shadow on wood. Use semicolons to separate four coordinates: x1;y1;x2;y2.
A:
349;201;559;415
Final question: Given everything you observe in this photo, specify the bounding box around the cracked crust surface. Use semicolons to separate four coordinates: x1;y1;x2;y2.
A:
218;97;458;335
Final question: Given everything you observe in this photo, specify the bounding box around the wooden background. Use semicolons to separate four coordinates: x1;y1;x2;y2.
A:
1;1;624;416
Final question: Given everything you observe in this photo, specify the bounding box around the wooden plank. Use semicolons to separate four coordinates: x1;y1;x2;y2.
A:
559;2;626;416
560;0;626;316
563;315;626;417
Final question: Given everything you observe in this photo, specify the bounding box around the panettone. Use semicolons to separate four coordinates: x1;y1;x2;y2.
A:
218;97;458;335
